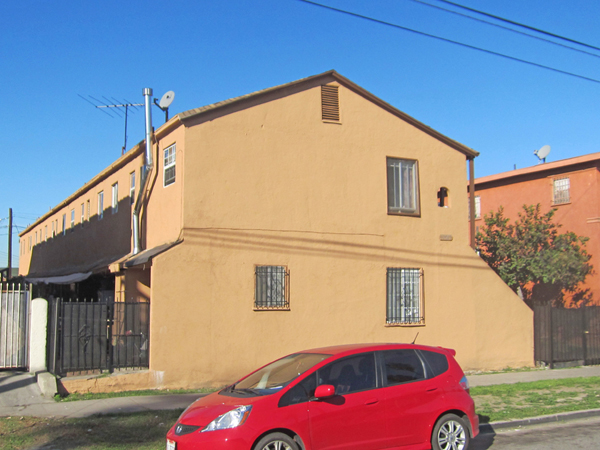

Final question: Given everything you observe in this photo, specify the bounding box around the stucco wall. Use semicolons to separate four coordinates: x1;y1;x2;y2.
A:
147;84;533;388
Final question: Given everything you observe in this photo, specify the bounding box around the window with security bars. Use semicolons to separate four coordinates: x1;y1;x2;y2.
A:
164;144;176;187
553;177;570;205
386;268;424;325
387;158;420;215
255;266;289;309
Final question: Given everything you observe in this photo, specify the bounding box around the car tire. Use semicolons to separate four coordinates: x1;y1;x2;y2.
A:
254;432;300;450
432;413;470;450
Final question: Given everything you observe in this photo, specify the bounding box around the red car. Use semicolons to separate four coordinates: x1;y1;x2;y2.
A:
166;343;479;450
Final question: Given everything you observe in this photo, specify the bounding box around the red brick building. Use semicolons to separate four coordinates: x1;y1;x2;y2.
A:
473;152;600;305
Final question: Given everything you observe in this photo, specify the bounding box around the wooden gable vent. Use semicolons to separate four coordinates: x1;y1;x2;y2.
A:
321;84;340;122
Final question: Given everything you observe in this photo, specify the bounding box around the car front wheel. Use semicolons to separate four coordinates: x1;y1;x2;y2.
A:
254;432;299;450
432;413;470;450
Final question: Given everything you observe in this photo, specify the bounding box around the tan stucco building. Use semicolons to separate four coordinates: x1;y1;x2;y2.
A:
20;71;533;389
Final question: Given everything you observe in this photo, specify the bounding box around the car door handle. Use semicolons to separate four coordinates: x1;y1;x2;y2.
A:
426;387;438;392
365;398;379;405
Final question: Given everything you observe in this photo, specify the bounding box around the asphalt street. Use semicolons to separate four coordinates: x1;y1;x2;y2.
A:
472;416;600;450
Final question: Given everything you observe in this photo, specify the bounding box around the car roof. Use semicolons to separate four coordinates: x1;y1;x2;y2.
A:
300;343;455;357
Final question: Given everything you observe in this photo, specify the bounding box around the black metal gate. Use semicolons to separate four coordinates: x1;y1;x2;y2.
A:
48;298;149;376
534;304;600;368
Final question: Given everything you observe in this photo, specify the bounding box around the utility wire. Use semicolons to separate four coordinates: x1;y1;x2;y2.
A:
436;0;600;52
406;0;600;59
296;0;600;84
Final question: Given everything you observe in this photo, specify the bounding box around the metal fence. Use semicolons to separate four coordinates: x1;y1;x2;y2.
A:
48;298;149;376
534;304;600;368
0;283;30;369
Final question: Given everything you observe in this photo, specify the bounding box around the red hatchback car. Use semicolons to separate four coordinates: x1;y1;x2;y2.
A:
166;343;478;450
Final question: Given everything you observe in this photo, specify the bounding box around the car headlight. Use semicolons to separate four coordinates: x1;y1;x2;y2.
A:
202;405;253;432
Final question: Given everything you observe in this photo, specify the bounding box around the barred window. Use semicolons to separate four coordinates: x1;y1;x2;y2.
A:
553;177;570;205
386;268;424;325
164;144;176;187
387;158;420;215
255;266;289;309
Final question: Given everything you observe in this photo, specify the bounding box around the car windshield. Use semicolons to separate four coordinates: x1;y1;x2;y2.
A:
229;353;330;395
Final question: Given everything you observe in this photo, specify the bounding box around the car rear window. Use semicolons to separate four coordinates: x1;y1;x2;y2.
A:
419;350;449;377
382;349;425;385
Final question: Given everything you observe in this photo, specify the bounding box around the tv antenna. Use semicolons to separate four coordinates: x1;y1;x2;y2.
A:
79;90;175;155
534;145;551;163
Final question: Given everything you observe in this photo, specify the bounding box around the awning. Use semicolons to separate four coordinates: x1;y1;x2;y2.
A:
122;241;181;268
26;272;93;285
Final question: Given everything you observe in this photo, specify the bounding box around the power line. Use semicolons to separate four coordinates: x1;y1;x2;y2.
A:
406;0;600;59
436;0;600;52
295;0;600;84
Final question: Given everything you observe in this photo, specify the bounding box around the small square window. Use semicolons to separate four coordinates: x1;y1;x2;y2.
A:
387;158;420;215
386;268;424;325
553;177;570;205
255;266;289;310
164;144;176;187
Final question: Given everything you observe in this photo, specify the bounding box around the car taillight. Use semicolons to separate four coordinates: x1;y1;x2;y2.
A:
459;375;470;394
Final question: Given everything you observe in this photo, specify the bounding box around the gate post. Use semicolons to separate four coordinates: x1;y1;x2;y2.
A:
107;300;114;373
29;298;48;373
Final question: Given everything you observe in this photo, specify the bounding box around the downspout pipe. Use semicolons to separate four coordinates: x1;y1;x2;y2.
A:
133;88;154;255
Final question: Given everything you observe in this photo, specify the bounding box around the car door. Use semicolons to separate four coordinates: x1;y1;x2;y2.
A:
308;352;388;450
381;349;443;447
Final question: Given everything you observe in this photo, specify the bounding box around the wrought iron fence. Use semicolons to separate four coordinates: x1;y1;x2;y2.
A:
48;298;149;376
534;304;600;368
0;283;30;369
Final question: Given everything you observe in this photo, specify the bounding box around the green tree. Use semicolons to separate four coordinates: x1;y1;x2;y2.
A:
475;204;593;308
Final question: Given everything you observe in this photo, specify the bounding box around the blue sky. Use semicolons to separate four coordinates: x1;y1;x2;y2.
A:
2;0;600;268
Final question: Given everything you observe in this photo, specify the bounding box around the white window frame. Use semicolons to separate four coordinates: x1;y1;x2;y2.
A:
130;171;136;205
70;209;75;229
62;214;66;235
112;182;119;213
386;268;424;325
98;191;104;220
387;158;420;215
81;203;85;224
553;177;570;205
163;144;176;187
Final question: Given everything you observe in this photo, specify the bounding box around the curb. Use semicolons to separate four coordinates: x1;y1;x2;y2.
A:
479;408;600;433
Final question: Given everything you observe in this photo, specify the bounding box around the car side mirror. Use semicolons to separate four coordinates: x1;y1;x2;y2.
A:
313;384;336;400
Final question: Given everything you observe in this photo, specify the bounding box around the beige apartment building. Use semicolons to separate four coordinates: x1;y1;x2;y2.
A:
20;71;533;390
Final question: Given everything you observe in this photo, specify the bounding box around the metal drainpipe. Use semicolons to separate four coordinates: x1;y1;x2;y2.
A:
132;88;154;255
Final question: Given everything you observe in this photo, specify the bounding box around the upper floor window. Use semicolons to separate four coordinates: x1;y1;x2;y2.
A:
81;203;85;224
553;177;570;205
44;225;47;241
112;182;119;213
70;209;75;228
62;214;66;235
86;199;90;220
98;191;104;220
164;144;176;187
130;171;136;205
386;268;424;325
469;195;481;220
52;221;55;237
255;265;289;310
387;158;420;215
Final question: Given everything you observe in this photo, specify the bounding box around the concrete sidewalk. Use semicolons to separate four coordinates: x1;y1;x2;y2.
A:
0;366;599;419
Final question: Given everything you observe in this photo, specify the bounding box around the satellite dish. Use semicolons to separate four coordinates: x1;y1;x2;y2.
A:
159;91;175;109
534;145;551;162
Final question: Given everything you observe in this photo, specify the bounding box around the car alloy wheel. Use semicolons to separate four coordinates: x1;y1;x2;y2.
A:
433;414;469;450
255;432;299;450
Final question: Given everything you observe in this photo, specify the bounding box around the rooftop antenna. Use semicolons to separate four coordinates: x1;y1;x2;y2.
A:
534;145;551;163
79;90;175;155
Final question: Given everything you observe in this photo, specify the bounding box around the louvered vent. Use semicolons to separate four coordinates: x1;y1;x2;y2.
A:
321;85;340;122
